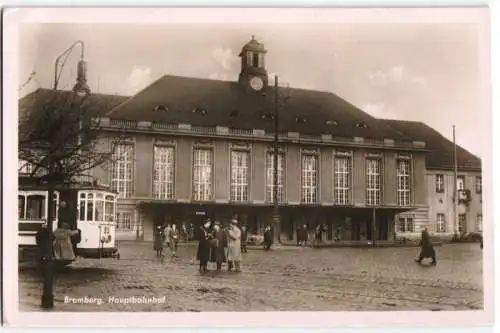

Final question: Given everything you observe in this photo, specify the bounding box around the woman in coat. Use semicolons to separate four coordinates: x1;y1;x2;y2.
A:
226;219;242;272
415;228;437;265
263;225;272;251
196;220;213;273
53;222;79;261
169;224;179;257
210;221;227;271
153;225;165;257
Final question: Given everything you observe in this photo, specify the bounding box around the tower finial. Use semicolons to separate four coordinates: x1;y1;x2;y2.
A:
251;35;255;40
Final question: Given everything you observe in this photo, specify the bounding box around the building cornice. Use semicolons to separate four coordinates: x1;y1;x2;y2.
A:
99;118;429;153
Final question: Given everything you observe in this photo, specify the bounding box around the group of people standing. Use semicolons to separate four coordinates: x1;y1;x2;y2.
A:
196;218;249;273
153;224;179;258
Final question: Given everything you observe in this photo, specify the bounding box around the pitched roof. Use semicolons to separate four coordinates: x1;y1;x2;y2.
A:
107;75;408;142
382;119;481;171
19;88;129;119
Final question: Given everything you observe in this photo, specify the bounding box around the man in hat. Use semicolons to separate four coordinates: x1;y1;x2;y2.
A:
240;224;248;253
210;221;227;271
196;219;213;273
226;219;242;272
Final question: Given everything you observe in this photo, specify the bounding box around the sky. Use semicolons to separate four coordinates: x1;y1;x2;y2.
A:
18;17;489;158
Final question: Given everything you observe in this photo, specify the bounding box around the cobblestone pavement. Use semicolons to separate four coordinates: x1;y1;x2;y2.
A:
19;242;483;312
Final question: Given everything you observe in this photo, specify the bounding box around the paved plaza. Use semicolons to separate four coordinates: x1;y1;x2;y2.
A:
19;242;483;312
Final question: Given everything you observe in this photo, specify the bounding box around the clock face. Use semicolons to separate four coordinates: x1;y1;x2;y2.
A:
249;76;264;91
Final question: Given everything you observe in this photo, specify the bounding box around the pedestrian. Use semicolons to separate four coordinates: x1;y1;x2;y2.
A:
196;219;213;273
36;222;53;264
263;225;272;251
53;222;79;262
300;224;309;246
169;224;179;257
480;234;483;250
240;225;248;253
296;225;302;246
58;200;79;254
181;223;188;242
153;225;165;257
313;224;327;248
226;219;242;272
165;224;171;249
415;227;437;265
210;221;227;271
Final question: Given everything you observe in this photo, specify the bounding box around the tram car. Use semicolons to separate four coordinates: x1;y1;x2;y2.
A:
18;181;119;263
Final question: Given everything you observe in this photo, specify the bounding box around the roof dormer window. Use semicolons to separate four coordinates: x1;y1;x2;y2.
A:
355;121;368;129
154;104;168;112
325;120;338;126
229;110;239;118
260;112;274;120
296;116;307;124
192;107;207;115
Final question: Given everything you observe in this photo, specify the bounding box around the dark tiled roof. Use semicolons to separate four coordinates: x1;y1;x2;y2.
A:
19;88;129;119
382;119;481;171
107;75;408;142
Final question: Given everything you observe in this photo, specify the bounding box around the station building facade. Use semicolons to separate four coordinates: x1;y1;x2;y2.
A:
19;37;482;243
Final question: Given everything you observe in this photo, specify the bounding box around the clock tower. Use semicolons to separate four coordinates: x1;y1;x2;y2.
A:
238;36;268;92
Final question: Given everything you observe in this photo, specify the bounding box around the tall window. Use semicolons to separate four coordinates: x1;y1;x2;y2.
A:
111;143;135;198
475;176;482;194
398;216;414;233
435;174;444;193
334;155;351;205
231;150;250;202
436;213;446;233
246;51;254;66
397;159;411;206
301;155;319;203
266;151;285;203
116;211;133;231
153;146;175;200
457;176;465;190
192;148;213;201
476;214;483;232
458;214;467;233
366;159;382;205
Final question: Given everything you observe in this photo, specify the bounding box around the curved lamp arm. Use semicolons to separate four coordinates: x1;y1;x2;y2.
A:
53;40;85;91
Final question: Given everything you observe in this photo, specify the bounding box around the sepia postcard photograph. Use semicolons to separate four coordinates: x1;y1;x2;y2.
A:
2;6;493;327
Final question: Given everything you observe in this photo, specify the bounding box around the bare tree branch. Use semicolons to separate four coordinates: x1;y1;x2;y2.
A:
19;90;127;186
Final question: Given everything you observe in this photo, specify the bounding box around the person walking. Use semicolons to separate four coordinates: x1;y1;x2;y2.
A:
36;222;53;264
300;224;309;246
415;227;437;265
196;220;213;273
153;225;165;257
169;224;179;258
296;225;302;246
53;222;79;262
226;219;242;272
210;221;227;271
263;225;272;251
240;225;248;253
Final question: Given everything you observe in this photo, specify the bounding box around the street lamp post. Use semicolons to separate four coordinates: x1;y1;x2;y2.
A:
272;75;281;246
41;40;90;309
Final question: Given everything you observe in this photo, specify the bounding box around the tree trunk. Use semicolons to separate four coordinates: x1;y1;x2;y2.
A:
41;169;55;308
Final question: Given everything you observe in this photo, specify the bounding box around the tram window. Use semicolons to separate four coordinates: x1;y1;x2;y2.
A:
26;195;46;220
79;200;86;221
86;194;94;221
105;201;114;222
18;195;25;219
95;200;103;221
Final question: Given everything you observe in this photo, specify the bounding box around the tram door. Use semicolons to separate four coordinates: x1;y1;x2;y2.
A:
58;189;78;229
